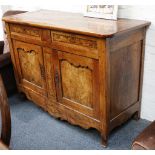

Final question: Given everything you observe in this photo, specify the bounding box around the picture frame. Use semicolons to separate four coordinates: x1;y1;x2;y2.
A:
84;5;118;20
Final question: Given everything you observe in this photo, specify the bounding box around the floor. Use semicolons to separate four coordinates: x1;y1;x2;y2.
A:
8;94;150;150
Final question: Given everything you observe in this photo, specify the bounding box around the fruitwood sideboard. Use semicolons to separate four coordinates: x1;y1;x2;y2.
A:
3;10;150;146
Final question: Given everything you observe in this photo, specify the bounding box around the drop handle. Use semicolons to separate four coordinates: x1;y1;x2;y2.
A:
39;64;45;79
55;70;59;85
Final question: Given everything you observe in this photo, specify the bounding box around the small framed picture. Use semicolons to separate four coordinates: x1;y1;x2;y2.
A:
84;5;118;20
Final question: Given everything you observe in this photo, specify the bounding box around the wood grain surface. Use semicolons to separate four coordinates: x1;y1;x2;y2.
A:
3;10;150;147
3;10;150;37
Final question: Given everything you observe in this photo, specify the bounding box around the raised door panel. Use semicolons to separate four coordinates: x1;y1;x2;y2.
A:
12;40;46;95
53;50;100;119
110;42;142;119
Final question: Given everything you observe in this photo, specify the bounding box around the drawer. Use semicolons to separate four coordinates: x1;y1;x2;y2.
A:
10;24;41;40
51;31;99;59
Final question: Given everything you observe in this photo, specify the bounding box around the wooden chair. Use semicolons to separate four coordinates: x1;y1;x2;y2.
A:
0;75;11;150
0;10;27;150
0;10;27;96
132;121;155;150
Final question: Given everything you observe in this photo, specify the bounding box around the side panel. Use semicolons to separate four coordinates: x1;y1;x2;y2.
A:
110;42;142;118
109;28;146;130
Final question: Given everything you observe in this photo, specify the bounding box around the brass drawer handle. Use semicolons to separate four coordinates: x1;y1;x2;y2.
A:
39;64;45;79
55;69;59;85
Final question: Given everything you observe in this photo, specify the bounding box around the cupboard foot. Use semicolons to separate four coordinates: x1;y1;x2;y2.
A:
18;92;27;101
101;134;108;148
133;111;140;121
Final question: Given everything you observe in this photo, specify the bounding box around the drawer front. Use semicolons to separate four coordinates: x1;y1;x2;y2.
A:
9;24;99;59
51;31;99;59
10;24;41;40
52;31;97;49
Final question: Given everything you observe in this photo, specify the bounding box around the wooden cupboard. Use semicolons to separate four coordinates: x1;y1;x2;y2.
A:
3;10;150;146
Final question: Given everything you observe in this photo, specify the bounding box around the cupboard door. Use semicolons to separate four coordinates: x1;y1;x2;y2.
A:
53;50;100;119
13;40;46;95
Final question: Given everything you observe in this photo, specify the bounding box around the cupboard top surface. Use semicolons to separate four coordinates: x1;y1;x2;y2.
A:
3;10;150;38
